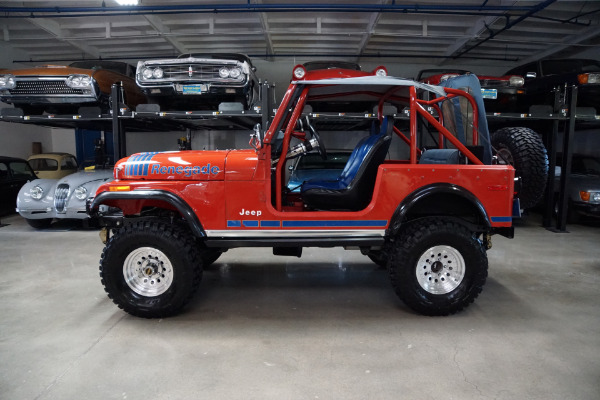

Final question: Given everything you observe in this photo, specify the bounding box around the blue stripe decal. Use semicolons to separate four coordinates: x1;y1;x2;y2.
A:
243;221;259;227
261;220;281;227
143;152;158;176
491;216;512;223
282;220;387;228
227;220;242;227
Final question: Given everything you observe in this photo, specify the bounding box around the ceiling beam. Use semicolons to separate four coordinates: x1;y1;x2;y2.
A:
517;25;600;63
143;14;187;55
25;17;100;59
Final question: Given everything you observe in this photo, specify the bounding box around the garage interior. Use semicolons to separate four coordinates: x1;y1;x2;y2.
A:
1;1;599;399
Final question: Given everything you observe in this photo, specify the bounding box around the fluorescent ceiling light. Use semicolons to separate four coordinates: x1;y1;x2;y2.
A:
115;0;139;5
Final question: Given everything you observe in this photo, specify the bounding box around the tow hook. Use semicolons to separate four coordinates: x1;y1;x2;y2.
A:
99;227;110;244
483;233;492;250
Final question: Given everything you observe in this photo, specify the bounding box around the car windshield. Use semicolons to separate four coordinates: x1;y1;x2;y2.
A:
29;158;58;171
10;161;36;179
541;59;600;75
69;61;129;75
572;156;600;175
296;153;350;170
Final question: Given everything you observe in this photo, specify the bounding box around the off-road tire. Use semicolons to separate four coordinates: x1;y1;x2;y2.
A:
389;218;488;316
26;218;52;229
99;221;202;318
491;127;548;209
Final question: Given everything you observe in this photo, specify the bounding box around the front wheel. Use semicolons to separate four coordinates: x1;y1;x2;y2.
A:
99;221;202;318
389;218;488;316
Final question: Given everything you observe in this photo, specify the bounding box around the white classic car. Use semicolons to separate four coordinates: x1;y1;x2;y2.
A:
16;168;114;229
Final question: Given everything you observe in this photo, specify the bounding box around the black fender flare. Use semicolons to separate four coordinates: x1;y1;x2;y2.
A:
89;190;205;238
387;183;491;236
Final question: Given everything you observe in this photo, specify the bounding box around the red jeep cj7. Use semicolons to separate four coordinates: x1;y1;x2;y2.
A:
89;65;518;318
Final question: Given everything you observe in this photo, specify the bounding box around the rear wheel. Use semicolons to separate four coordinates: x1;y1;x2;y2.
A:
389;218;488;316
99;221;202;318
491;127;548;208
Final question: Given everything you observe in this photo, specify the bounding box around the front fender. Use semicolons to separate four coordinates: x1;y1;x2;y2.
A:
89;189;206;238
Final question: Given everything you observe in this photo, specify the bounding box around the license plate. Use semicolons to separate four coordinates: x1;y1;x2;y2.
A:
481;88;497;99
181;85;204;95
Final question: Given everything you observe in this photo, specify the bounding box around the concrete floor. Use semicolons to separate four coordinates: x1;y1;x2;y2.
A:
0;213;599;400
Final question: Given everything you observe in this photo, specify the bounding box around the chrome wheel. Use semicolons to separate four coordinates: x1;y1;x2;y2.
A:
416;245;465;294
123;246;174;296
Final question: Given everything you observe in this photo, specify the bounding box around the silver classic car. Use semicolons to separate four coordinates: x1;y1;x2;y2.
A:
135;53;259;111
16;168;114;228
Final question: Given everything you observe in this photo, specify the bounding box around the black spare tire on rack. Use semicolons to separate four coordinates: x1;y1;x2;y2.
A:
491;127;548;209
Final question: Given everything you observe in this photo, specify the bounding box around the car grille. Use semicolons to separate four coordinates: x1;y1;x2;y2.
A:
9;80;84;95
156;63;228;81
54;184;70;213
479;79;510;87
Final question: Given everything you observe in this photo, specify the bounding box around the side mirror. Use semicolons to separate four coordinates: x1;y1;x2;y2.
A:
526;72;537;79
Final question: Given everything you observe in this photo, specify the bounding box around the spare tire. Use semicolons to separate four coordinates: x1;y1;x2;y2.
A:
491;127;548;209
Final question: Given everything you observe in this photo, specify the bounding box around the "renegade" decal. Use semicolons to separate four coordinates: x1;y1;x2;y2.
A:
150;163;220;177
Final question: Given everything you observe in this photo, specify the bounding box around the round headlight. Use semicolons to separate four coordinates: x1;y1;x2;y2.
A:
30;185;44;200
142;68;154;79
74;186;88;200
0;74;16;89
293;66;306;79
219;67;230;79
152;67;164;79
374;66;388;77
229;68;242;79
509;76;524;87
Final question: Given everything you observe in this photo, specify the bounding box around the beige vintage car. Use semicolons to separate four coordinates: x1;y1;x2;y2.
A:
27;152;78;179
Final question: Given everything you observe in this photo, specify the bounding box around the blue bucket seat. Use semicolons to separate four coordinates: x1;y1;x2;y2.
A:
301;116;393;211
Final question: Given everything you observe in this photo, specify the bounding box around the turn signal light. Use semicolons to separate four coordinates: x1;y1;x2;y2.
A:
579;191;590;202
109;186;131;192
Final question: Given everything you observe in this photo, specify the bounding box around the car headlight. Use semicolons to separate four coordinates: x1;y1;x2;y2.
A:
30;185;44;200
142;67;154;79
152;67;164;79
219;67;230;78
74;186;88;200
0;74;16;89
509;76;524;87
66;74;92;89
229;67;242;79
578;73;600;84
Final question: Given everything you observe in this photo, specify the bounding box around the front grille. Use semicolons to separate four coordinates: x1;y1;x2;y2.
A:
480;79;510;87
161;63;223;81
54;184;70;213
9;80;84;95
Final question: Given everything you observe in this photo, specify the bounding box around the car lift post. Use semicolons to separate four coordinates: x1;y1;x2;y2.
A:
110;83;126;161
542;87;561;228
555;85;578;232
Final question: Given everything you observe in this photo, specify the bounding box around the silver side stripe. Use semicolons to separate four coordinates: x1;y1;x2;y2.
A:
205;229;386;238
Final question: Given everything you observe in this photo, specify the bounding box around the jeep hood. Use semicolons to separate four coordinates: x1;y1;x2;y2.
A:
116;150;258;181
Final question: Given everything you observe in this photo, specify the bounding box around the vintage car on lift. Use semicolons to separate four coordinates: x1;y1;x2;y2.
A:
17;168;114;229
504;58;600;114
417;69;525;113
27;152;78;180
554;153;600;222
88;63;548;319
135;53;259;111
0;156;37;217
0;60;146;115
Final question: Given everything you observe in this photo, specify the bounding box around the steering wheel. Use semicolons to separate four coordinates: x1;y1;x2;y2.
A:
304;116;327;160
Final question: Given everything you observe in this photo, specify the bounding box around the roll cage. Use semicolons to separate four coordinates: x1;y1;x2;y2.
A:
259;71;490;212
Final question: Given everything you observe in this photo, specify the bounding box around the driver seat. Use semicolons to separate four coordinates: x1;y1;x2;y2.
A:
301;116;393;211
